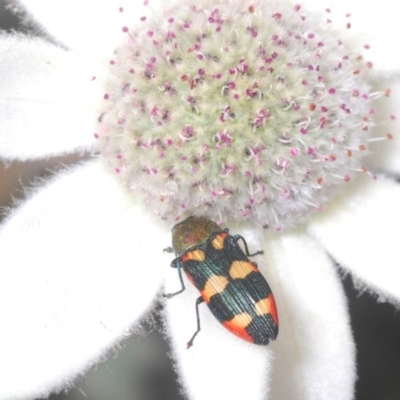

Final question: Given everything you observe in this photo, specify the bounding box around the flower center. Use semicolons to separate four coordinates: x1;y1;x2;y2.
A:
96;0;377;230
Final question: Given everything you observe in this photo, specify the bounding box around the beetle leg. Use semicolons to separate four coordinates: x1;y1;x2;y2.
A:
234;234;264;257
163;259;186;299
187;296;205;349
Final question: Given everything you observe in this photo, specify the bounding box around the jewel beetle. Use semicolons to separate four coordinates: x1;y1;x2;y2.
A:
164;216;279;348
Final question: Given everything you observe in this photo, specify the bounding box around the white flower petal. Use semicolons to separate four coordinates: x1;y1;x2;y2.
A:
16;0;163;61
366;78;400;175
0;35;104;160
264;231;356;399
308;175;400;305
303;0;400;74
163;226;273;400
0;160;168;400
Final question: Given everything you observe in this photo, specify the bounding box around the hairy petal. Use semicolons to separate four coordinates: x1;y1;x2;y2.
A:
0;160;167;400
163;226;273;400
308;175;400;305
0;35;104;160
264;231;356;399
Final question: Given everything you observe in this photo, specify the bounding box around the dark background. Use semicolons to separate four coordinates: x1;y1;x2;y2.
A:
1;1;400;398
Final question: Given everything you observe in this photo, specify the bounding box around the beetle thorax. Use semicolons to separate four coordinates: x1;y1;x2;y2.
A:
172;216;220;256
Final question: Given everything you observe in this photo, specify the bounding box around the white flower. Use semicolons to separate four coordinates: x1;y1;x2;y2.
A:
1;0;400;399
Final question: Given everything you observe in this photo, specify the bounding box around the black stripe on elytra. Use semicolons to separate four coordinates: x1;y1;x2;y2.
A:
245;314;278;344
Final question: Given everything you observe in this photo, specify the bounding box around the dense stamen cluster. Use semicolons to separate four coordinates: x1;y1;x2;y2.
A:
96;0;376;229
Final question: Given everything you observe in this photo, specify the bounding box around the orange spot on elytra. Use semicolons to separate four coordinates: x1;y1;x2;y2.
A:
249;5;255;13
347;150;353;157
200;275;229;303
359;144;366;151
329;154;336;161
309;103;316;111
223;313;254;342
211;232;228;250
387;133;393;140
258;294;279;326
317;177;323;185
182;249;206;262
353;69;360;75
229;261;258;279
